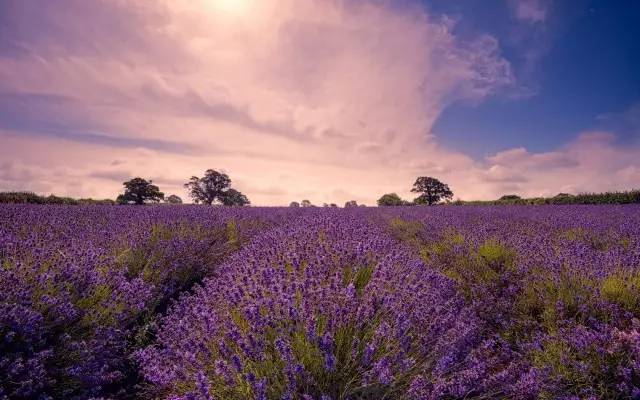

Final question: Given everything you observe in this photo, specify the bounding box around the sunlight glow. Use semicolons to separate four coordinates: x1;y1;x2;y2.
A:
205;0;253;15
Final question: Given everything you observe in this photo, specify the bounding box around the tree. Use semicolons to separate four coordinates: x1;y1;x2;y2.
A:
499;194;521;201
301;199;312;207
166;194;183;204
219;188;250;206
344;200;358;207
289;201;300;207
329;203;338;207
184;169;231;205
184;169;249;206
117;177;164;205
411;177;453;205
377;193;405;206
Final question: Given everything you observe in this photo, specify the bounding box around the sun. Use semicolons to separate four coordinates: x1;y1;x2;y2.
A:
205;0;253;15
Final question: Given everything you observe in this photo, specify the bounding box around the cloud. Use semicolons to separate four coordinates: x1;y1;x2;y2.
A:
510;0;548;24
0;91;201;154
470;132;640;199
1;0;637;205
487;147;580;170
481;165;529;183
88;169;133;182
0;161;38;182
0;0;517;204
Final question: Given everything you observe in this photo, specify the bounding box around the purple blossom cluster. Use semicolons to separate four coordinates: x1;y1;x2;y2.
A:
0;205;291;399
2;205;639;399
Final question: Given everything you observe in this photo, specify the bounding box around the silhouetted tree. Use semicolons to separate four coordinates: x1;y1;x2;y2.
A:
377;193;405;206
411;177;453;205
301;199;312;207
184;169;230;205
289;201;300;207
219;188;250;206
117;177;164;205
499;194;521;201
184;169;249;206
329;203;338;207
344;200;358;207
165;194;183;204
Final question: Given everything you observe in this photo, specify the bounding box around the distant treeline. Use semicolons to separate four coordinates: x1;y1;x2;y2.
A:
0;191;116;205
1;189;639;206
451;190;640;206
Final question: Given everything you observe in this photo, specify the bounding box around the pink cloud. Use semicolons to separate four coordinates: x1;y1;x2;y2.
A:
469;132;640;199
0;0;516;204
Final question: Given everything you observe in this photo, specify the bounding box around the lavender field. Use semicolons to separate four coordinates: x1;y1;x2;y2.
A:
1;205;639;400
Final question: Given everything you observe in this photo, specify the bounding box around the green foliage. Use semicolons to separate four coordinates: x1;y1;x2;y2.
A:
477;239;517;272
387;217;424;246
601;270;640;314
342;264;375;297
429;238;516;300
513;269;602;332
226;219;241;250
77;198;116;205
530;335;627;400
185;169;250;206
411;176;453;205
220;188;251;206
377;193;408;207
451;190;640;206
118;177;164;205
0;191;78;205
165;194;183;204
560;227;612;251
0;192;117;205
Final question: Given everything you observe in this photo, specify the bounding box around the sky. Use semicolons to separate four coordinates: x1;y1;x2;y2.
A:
0;0;639;205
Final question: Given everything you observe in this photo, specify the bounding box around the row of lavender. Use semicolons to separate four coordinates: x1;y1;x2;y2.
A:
0;205;299;399
2;205;639;399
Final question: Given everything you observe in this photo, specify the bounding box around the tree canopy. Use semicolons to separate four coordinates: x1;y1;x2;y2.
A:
498;194;521;201
184;169;249;206
377;193;406;206
411;177;453;205
117;177;164;205
165;194;183;204
219;188;250;206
